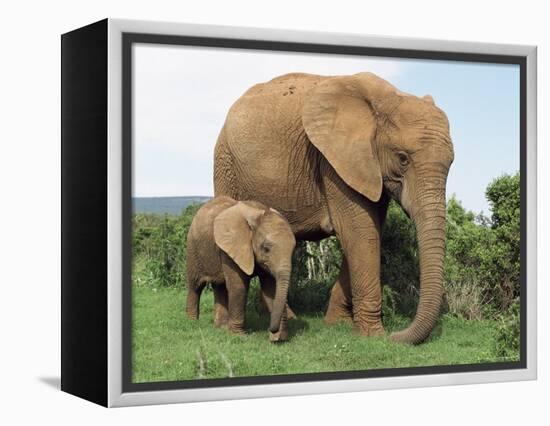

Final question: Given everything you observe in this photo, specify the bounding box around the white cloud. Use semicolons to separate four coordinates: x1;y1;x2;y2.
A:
133;44;409;196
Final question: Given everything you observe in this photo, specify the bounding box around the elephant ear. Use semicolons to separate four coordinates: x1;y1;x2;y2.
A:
302;76;383;202
214;202;265;275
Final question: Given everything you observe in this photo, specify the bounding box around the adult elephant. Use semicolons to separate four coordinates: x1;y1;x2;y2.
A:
213;72;454;344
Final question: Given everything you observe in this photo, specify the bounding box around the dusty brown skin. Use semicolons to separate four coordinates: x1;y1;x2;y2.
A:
186;196;296;341
214;72;454;344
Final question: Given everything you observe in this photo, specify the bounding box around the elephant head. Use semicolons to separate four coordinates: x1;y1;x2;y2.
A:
302;72;454;344
214;202;296;333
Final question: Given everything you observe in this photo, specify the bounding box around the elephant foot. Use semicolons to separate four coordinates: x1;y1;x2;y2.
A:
324;305;353;325
213;310;229;328
185;304;199;320
352;321;385;337
213;317;229;328
186;312;199;320
324;314;353;326
227;321;247;336
325;279;353;325
214;321;229;330
269;328;288;343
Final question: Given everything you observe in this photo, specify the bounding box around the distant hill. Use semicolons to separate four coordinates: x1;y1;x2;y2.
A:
133;196;211;215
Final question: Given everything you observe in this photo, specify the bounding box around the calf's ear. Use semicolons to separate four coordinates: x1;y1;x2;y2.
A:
214;202;264;275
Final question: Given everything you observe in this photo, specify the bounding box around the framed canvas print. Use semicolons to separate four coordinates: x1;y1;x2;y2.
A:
61;18;537;407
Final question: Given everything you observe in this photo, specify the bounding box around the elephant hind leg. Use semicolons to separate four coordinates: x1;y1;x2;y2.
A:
186;281;206;320
324;256;354;325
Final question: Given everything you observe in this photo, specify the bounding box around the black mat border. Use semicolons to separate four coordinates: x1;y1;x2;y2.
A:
121;32;528;393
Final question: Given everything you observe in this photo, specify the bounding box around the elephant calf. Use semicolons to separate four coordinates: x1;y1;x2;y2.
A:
186;196;296;342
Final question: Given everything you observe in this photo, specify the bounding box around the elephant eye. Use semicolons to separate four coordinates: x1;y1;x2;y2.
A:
261;242;272;253
397;152;409;167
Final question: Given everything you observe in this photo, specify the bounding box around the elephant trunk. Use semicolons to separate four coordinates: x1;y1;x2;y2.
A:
391;194;446;344
269;272;290;333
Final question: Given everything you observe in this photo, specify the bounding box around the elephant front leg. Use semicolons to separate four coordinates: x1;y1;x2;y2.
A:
324;256;353;325
323;169;386;337
325;241;384;336
346;235;385;337
221;253;250;335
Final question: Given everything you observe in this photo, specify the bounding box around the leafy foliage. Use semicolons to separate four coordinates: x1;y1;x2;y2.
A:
379;173;520;321
445;173;521;315
485;173;521;309
443;197;496;319
288;238;342;314
493;299;520;361
132;203;201;287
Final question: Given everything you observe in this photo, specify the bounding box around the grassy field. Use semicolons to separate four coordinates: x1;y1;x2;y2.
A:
132;277;516;383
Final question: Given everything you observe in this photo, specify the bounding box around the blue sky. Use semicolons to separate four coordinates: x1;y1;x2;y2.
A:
133;44;519;214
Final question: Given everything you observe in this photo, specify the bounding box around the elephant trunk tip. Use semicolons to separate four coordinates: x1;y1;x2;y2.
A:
389;313;440;345
389;329;420;345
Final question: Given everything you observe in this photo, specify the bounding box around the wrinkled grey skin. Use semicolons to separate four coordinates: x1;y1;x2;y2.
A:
186;196;296;341
213;72;454;344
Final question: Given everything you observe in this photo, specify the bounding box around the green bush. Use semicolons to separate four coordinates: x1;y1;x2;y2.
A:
288;238;342;314
485;173;521;310
132;203;200;287
493;299;520;360
444;173;520;316
381;285;401;328
380;173;520;320
444;197;496;319
288;241;342;314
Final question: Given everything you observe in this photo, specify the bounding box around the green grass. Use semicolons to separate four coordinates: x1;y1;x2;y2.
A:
132;277;518;383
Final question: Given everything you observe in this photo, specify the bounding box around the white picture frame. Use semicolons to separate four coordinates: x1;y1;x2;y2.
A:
61;18;537;407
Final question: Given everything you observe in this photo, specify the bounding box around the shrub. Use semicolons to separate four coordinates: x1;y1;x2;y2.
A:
133;203;200;287
289;238;341;314
485;173;521;310
444;174;520;316
444;197;496;318
493;299;520;360
443;280;486;320
288;277;333;315
381;285;400;327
